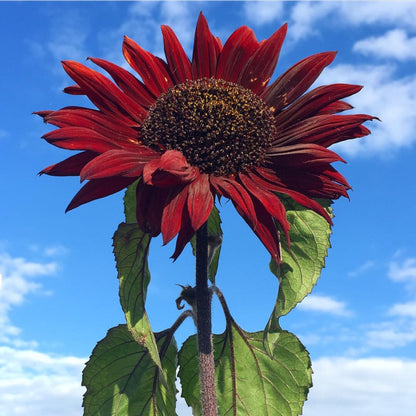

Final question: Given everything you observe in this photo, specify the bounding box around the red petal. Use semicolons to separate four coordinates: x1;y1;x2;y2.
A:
216;26;258;82
238;24;287;94
143;150;198;187
43;127;120;152
161;186;188;245
40;151;96;176
62;61;147;123
135;181;164;236
89;57;155;108
267;143;345;166
80;149;158;181
274;114;375;147
66;177;135;212
262;52;337;112
161;25;192;83
63;85;84;95
316;100;353;115
210;175;257;230
40;107;139;148
171;207;194;261
192;12;221;79
240;173;290;243
187;174;214;231
276;84;363;129
123;36;173;97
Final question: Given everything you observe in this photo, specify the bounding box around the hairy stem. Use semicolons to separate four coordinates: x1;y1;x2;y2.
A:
195;222;218;416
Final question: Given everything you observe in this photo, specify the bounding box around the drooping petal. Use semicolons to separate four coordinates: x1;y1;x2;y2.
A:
239;173;290;243
216;25;258;82
187;174;214;231
161;186;189;245
192;12;221;79
40;151;97;176
262;52;337;112
238;23;287;94
143;150;198;187
276;84;363;129
123;36;173;97
89;57;155;108
171;207;194;261
79;149;159;181
210;175;258;230
135;181;164;236
62;61;147;123
161;25;192;83
66;177;136;212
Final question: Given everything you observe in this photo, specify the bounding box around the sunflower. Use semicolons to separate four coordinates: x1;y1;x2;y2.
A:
37;13;374;263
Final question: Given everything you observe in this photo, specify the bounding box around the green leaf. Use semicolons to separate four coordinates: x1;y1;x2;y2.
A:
113;222;162;373
271;197;333;318
83;324;178;416
178;321;311;416
123;180;139;224
190;205;223;283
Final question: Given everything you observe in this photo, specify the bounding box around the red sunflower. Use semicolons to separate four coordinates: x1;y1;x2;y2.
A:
37;13;374;263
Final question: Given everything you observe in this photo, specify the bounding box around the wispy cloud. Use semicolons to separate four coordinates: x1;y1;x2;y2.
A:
354;29;416;61
243;0;285;26
298;294;352;317
0;251;58;346
348;260;376;277
319;63;416;157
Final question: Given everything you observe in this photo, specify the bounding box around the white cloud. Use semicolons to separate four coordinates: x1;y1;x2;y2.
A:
305;357;416;416
389;301;416;318
365;321;416;349
319;63;416;157
354;29;416;61
243;0;285;25
0;251;58;346
289;1;416;41
388;257;416;285
0;346;85;416
298;294;352;317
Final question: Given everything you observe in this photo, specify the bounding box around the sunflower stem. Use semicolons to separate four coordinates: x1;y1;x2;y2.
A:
195;221;218;416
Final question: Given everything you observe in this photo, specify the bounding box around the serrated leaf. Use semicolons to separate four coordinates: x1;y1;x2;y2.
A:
83;324;177;416
113;222;162;373
178;319;311;416
190;205;223;283
271;197;333;318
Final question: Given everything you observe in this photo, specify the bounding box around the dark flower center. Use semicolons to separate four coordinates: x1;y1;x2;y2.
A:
141;78;276;176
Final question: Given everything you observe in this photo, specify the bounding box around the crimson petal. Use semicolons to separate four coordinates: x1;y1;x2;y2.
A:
143;150;198;187
216;25;258;82
238;23;287;94
187;174;214;231
80;149;159;181
276;84;363;128
42;127;120;152
161;186;188;245
161;25;192;84
89;57;155;108
192;12;221;79
210;175;257;230
123;36;173;97
262;52;336;112
62;61;146;123
40;151;96;176
66;177;135;212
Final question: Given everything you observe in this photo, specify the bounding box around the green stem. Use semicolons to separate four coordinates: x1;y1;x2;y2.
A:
195;222;218;416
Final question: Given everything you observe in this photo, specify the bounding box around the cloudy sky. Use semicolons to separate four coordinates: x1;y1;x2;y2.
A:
1;1;416;415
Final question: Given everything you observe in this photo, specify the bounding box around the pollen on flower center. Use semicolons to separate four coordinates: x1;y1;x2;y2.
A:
141;78;276;176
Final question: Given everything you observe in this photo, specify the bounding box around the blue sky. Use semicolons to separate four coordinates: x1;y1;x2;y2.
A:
1;1;416;415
